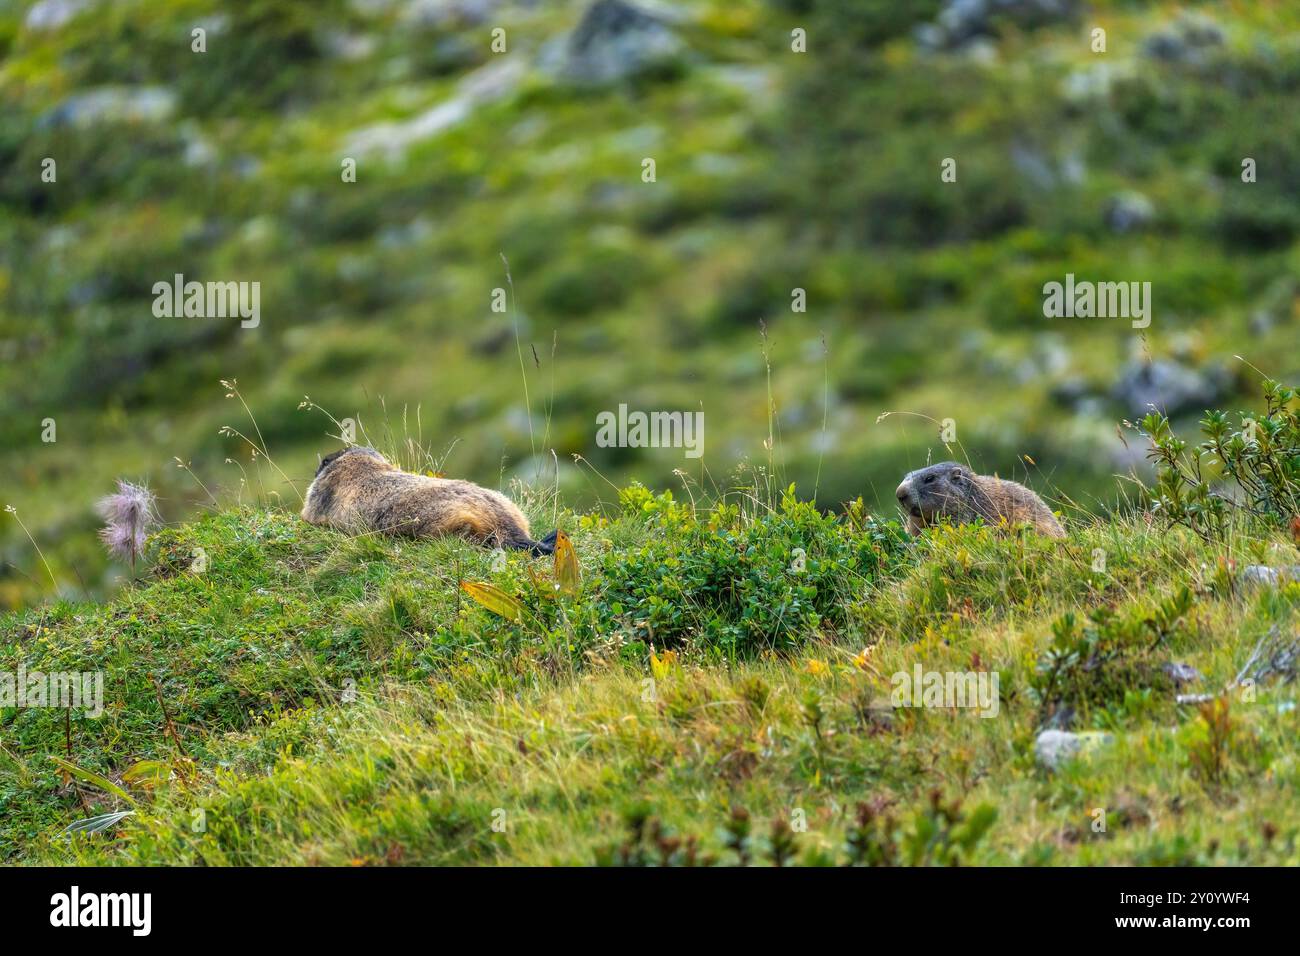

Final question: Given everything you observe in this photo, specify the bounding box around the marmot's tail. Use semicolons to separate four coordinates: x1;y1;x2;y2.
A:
508;528;558;557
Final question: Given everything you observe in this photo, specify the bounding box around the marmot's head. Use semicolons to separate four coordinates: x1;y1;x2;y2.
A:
895;461;974;528
314;446;390;478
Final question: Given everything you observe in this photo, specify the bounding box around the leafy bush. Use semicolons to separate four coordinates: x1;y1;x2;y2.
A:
1142;378;1300;540
591;485;908;657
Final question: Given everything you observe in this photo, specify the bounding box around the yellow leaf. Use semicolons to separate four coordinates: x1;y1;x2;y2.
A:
553;530;580;595
650;648;677;682
122;759;174;790
460;581;526;624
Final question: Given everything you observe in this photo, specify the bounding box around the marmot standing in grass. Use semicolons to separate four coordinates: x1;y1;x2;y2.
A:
894;461;1065;538
302;447;557;555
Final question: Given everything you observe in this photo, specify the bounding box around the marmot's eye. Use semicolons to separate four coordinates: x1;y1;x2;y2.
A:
923;475;936;485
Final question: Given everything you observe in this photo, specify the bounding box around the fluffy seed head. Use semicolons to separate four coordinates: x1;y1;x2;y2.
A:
96;480;159;563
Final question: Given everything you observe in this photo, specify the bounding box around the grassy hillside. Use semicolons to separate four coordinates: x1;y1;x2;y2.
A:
6;0;1300;607
4;0;1300;869
3;478;1298;865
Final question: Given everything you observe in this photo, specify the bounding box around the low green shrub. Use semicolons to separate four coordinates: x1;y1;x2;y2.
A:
1030;587;1194;725
595;791;997;867
1142;378;1300;541
589;485;908;658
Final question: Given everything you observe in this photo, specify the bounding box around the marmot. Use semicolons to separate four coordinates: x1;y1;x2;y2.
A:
894;461;1064;538
302;447;557;555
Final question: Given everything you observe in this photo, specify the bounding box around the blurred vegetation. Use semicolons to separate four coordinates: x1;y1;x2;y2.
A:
3;0;1300;606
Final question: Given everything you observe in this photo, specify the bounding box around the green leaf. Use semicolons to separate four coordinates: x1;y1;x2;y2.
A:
49;756;136;805
122;759;174;790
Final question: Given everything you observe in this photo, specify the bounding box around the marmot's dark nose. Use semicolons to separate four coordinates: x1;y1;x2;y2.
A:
895;481;911;505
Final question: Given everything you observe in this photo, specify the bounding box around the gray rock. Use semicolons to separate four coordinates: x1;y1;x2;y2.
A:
401;0;500;27
1249;309;1275;336
1035;729;1113;770
1143;14;1225;64
1063;63;1124;103
24;0;93;31
1040;706;1075;731
323;31;379;62
41;86;177;129
1105;191;1155;234
1109;433;1153;475
1034;335;1070;375
380;219;434;250
1074;396;1108;419
1248;277;1297;337
914;23;946;50
709;65;776;102
560;0;683;84
180;123;217;168
1162;662;1202;686
920;0;1080;51
1009;142;1058;189
231;155;263;180
1240;565;1300;587
1111;359;1226;418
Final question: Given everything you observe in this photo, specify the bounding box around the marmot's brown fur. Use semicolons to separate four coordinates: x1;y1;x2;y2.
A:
301;447;557;555
895;461;1064;538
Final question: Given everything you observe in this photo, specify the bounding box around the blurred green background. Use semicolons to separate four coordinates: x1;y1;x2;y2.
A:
2;0;1299;607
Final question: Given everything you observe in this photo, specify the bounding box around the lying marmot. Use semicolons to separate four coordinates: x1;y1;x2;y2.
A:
302;447;557;555
894;461;1064;538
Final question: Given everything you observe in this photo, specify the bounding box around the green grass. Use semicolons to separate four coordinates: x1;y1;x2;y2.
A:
3;487;1298;865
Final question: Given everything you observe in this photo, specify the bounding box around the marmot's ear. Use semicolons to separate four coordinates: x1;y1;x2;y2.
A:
315;448;348;477
951;467;965;481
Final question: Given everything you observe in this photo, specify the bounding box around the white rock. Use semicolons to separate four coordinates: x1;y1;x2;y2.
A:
343;58;525;158
1035;729;1113;770
1240;565;1300;587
